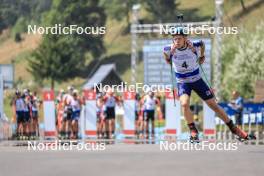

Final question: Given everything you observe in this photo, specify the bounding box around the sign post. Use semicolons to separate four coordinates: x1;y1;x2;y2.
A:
43;90;56;139
83;89;97;138
123;91;136;138
203;102;216;138
165;90;181;137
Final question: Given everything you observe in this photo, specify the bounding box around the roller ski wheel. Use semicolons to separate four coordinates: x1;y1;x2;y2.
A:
189;131;200;143
236;133;256;142
231;126;256;142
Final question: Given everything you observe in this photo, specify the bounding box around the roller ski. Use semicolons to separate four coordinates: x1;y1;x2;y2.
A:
227;120;256;142
189;132;200;143
188;123;200;143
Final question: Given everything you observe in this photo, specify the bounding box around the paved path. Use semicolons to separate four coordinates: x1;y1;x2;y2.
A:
0;142;263;176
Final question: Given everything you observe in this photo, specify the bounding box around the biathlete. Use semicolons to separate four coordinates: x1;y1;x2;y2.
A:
163;27;255;142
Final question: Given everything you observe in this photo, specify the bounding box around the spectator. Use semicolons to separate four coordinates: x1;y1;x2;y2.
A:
228;91;244;128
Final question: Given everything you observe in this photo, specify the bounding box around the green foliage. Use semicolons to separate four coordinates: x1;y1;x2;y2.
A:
28;35;84;88
100;0;138;24
222;23;264;100
144;0;180;22
12;17;29;35
45;0;106;57
0;0;52;33
29;0;107;88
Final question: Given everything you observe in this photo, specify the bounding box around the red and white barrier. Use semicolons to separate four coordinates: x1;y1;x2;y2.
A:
83;89;97;138
123;91;136;137
43;90;56;139
165;90;181;137
203;102;216;137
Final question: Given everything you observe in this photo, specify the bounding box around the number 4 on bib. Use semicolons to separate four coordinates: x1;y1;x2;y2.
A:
182;61;188;69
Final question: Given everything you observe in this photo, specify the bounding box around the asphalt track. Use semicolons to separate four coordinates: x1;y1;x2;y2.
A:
0;142;263;176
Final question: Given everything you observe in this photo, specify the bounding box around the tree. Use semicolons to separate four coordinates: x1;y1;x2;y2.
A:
222;24;264;100
44;0;106;58
28;35;84;89
144;0;180;23
0;0;52;33
29;0;106;89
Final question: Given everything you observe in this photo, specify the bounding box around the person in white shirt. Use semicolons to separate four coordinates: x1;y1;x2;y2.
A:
142;91;160;139
31;91;41;139
70;89;82;139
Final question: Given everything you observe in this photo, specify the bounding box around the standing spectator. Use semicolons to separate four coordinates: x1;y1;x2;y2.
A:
23;89;32;140
62;86;74;139
31;91;41;139
229;91;244;128
96;93;105;139
12;90;25;140
103;88;118;139
142;91;160;139
71;89;83;139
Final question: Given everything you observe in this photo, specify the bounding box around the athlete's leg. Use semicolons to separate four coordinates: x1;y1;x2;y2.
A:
205;98;229;123
60;119;66;139
34;117;39;137
194;78;252;140
179;81;205;141
108;119;112;139
111;109;116;137
72;119;78;139
111;118;115;136
71;120;75;139
145;119;149;138
96;114;100;138
205;98;250;139
179;94;194;124
66;119;71;139
151;119;155;137
102;119;106;138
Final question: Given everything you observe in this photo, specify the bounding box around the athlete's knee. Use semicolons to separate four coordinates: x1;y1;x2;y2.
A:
206;100;220;112
181;101;189;110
